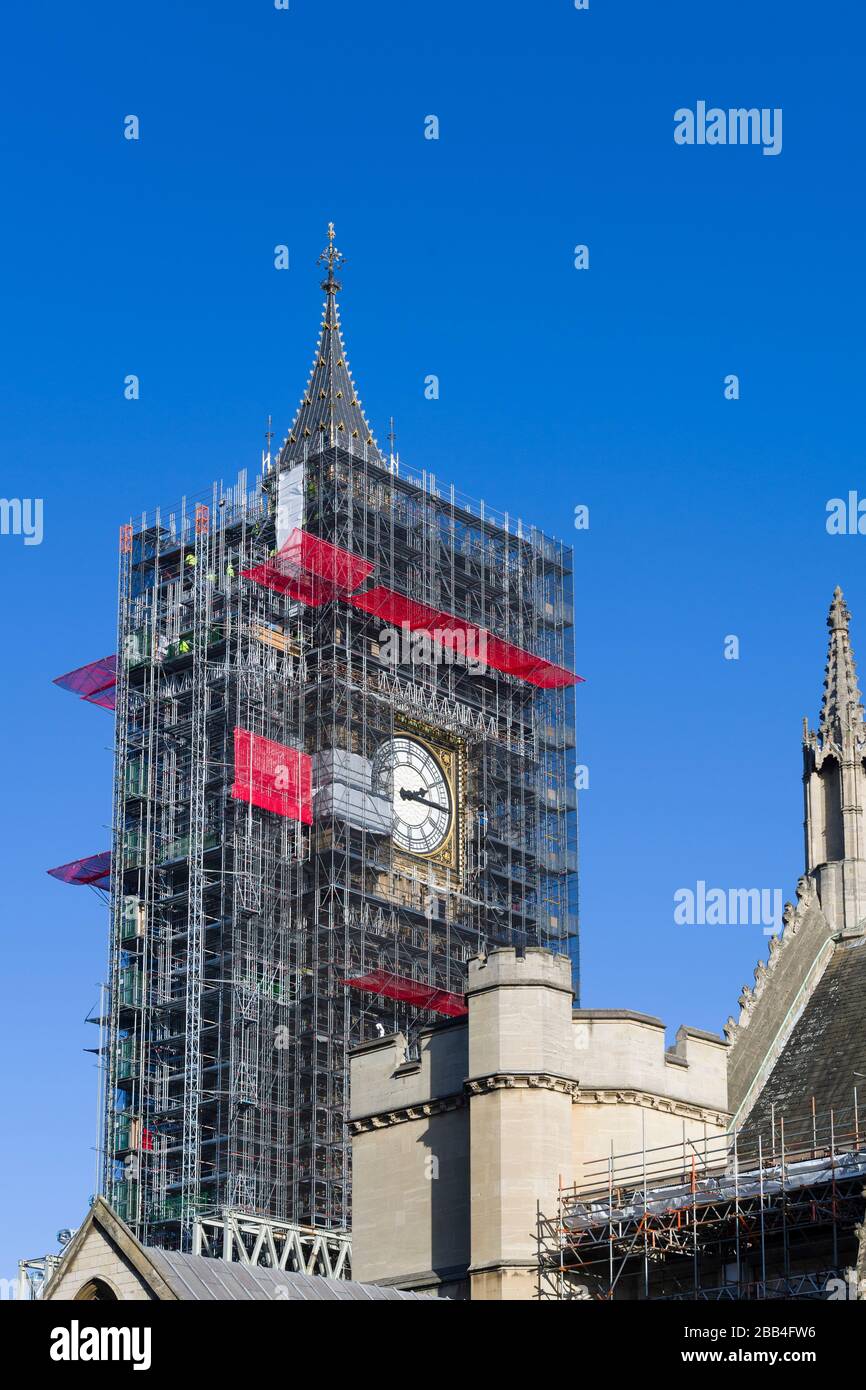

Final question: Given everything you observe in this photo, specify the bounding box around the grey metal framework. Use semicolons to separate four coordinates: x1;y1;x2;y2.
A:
535;1096;866;1301
102;233;578;1247
192;1210;352;1278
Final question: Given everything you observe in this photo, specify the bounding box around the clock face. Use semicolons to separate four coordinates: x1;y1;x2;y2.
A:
373;736;453;856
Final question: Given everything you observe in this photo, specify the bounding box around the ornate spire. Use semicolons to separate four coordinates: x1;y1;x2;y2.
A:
818;586;864;748
279;224;382;467
802;587;866;934
318;220;344;295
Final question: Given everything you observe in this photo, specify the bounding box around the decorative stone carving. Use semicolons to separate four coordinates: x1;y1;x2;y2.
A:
574;1089;728;1128
465;1072;580;1100
725;872;822;1049
795;875;816;910
349;1091;466;1134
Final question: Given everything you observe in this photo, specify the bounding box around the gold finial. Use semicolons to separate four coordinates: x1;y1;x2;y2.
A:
318;221;345;294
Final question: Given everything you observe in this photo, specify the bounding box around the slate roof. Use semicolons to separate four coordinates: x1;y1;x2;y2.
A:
742;933;866;1146
146;1248;431;1301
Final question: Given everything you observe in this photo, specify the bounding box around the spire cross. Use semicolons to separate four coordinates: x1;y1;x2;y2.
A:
318;221;345;294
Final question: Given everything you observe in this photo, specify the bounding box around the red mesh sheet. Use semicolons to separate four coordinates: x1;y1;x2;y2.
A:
231;728;313;824
54;654;118;701
281;528;374;591
84;686;117;710
343;969;468;1017
47;851;112;887
348;587;582;689
242;528;373;605
240;563;341;607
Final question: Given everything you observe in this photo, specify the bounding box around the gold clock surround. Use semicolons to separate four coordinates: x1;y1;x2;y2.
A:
387;717;466;876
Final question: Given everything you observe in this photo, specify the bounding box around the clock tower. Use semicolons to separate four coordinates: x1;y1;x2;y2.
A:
100;227;580;1245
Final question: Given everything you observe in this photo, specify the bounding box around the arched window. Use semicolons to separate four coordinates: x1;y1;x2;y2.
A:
74;1277;119;1301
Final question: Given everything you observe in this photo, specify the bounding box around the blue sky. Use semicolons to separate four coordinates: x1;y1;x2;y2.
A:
1;0;865;1277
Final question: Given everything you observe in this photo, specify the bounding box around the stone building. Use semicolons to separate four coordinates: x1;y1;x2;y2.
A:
43;1197;428;1302
41;587;866;1300
349;588;866;1300
350;948;729;1298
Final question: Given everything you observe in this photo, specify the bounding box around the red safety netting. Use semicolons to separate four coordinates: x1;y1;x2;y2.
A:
343;969;468;1018
281;528;374;591
240;563;341;607
242;528;373;605
47;851;112;887
348;587;582;689
231;728;313;824
53;655;118;706
84;686;117;710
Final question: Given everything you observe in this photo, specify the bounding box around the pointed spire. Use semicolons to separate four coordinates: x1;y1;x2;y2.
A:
279;224;382;467
818;586;864;747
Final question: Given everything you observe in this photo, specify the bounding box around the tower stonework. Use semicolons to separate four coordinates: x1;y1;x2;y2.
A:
465;949;576;1301
803;587;866;933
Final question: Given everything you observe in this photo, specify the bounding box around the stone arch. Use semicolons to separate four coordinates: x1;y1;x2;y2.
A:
74;1276;119;1301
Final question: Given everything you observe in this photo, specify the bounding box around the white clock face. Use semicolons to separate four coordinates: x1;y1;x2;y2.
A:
373;736;453;855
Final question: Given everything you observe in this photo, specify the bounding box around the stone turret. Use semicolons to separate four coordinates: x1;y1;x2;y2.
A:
802;587;866;933
465;948;577;1301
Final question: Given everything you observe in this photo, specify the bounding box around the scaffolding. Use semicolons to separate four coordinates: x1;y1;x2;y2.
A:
192;1210;352;1278
536;1093;866;1301
87;399;577;1248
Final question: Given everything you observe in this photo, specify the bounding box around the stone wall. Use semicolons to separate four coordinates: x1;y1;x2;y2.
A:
349;1022;470;1296
349;947;731;1299
571;1012;729;1184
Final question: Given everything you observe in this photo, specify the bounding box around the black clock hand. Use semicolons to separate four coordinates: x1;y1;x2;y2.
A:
399;788;447;812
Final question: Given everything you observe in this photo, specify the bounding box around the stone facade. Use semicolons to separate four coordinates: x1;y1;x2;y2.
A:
572;1012;728;1179
349;947;728;1300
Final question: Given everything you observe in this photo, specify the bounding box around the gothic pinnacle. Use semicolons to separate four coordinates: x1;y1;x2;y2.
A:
819;586;864;745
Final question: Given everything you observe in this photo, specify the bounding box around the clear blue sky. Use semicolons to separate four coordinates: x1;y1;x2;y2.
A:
1;0;864;1277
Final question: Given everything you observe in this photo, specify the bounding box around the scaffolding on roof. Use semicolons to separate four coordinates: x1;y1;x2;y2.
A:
536;1092;866;1301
